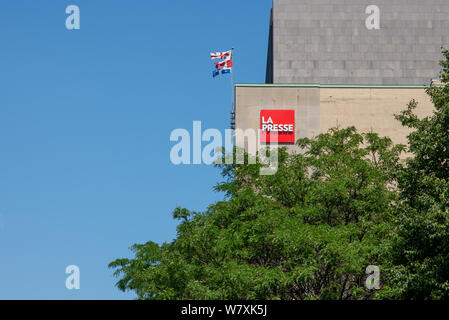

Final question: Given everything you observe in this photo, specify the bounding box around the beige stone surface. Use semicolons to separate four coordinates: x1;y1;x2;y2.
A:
320;88;434;146
235;85;435;154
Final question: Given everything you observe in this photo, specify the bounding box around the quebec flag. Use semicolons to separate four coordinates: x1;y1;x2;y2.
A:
213;68;231;78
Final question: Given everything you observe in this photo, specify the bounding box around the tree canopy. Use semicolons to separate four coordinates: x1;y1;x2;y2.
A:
109;127;402;300
379;49;449;300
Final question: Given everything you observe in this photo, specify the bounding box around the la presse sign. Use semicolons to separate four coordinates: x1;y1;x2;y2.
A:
260;110;295;144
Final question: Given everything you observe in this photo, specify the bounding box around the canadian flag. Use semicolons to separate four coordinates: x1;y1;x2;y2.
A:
214;59;233;69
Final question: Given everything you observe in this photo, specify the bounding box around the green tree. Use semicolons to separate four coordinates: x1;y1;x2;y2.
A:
379;49;449;300
109;127;402;300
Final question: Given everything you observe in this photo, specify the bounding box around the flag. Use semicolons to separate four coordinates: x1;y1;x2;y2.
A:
210;50;232;60
211;49;233;78
213;68;231;78
214;59;233;69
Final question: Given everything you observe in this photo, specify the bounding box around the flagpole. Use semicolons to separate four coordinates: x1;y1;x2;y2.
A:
230;47;235;134
231;47;234;113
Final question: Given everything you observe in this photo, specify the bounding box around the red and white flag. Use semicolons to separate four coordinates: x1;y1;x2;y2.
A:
210;50;232;60
215;59;233;69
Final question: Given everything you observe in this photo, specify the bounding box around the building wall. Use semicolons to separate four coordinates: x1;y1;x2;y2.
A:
271;0;449;85
235;85;434;154
320;87;433;146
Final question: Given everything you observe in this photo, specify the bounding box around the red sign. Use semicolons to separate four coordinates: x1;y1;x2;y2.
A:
260;110;295;143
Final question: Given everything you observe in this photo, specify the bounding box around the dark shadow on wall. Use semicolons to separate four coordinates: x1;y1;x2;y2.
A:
265;8;274;84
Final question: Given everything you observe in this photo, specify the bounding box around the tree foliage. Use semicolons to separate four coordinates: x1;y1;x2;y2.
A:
379;49;449;300
109;127;402;300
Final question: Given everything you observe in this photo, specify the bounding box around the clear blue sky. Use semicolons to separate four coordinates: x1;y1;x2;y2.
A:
0;1;272;299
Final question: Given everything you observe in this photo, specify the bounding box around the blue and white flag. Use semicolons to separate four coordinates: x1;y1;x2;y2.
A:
213;68;231;78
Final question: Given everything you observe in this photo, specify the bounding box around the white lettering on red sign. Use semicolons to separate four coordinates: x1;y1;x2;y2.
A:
260;110;295;144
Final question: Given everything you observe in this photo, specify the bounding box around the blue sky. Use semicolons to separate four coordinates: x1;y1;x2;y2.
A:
0;1;272;299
